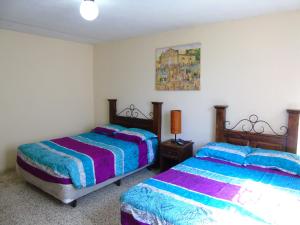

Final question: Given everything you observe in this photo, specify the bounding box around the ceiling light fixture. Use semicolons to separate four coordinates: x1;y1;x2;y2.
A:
80;0;99;21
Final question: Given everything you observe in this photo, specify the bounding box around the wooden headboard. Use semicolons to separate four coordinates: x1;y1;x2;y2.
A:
214;105;300;154
108;99;163;142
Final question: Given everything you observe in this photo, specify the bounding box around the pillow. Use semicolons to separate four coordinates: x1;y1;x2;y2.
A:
196;142;252;165
245;148;300;175
226;137;249;146
114;128;157;144
92;124;126;136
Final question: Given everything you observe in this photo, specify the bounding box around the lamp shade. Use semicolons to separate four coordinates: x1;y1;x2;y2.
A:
171;110;181;134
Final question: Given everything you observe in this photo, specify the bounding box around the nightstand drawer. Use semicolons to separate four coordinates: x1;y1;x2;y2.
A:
159;139;194;172
160;148;180;159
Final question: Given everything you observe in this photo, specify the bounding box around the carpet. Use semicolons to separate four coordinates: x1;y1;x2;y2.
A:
0;169;155;225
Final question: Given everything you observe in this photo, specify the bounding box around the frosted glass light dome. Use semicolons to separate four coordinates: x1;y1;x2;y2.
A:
80;0;99;21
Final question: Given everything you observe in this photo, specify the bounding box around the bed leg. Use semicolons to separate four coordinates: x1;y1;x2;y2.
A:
147;165;153;171
115;180;121;186
70;200;77;208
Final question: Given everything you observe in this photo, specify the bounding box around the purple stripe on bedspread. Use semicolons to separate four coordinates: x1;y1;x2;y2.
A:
155;169;241;201
114;133;142;144
121;211;150;225
17;156;72;184
200;157;300;178
138;142;148;168
52;137;115;184
92;127;115;135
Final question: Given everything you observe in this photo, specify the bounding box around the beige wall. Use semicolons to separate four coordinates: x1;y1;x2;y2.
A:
94;10;300;151
1;10;300;172
0;29;94;173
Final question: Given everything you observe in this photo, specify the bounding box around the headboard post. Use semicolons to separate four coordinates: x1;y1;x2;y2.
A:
108;99;117;123
287;109;300;153
152;102;163;143
214;105;228;142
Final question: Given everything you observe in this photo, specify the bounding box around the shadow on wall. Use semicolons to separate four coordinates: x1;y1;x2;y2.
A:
2;145;18;174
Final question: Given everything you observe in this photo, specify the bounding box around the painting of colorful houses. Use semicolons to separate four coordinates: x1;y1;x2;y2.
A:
156;43;201;90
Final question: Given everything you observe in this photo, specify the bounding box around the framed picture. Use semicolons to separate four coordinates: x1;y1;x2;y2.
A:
155;43;201;90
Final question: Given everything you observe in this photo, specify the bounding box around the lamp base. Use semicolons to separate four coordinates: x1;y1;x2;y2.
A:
171;139;177;144
171;134;178;144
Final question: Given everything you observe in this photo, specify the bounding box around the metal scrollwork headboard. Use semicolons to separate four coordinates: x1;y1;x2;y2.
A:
117;104;153;119
225;114;288;136
108;99;163;142
214;105;300;154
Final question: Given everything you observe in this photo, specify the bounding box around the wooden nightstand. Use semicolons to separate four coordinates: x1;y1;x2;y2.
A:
160;139;193;172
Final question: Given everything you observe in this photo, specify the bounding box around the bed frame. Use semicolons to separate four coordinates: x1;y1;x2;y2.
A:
17;99;163;207
214;105;300;153
109;99;163;167
108;99;162;142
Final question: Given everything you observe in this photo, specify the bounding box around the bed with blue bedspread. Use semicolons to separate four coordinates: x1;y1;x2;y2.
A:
17;125;158;204
121;142;300;225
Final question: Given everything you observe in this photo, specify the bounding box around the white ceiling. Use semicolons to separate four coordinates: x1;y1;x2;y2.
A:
0;0;300;44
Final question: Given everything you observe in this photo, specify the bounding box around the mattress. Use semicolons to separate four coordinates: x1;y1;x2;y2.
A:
17;132;157;203
121;157;300;225
16;163;149;204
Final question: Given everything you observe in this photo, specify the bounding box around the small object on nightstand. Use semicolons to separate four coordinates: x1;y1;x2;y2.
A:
160;139;193;172
175;138;185;145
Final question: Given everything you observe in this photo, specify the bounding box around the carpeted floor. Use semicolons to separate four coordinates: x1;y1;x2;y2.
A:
0;169;155;225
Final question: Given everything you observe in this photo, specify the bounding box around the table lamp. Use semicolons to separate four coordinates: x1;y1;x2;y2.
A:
171;110;181;144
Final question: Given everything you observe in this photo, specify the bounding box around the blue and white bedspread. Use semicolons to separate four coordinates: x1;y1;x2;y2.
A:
17;132;157;189
121;157;300;225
